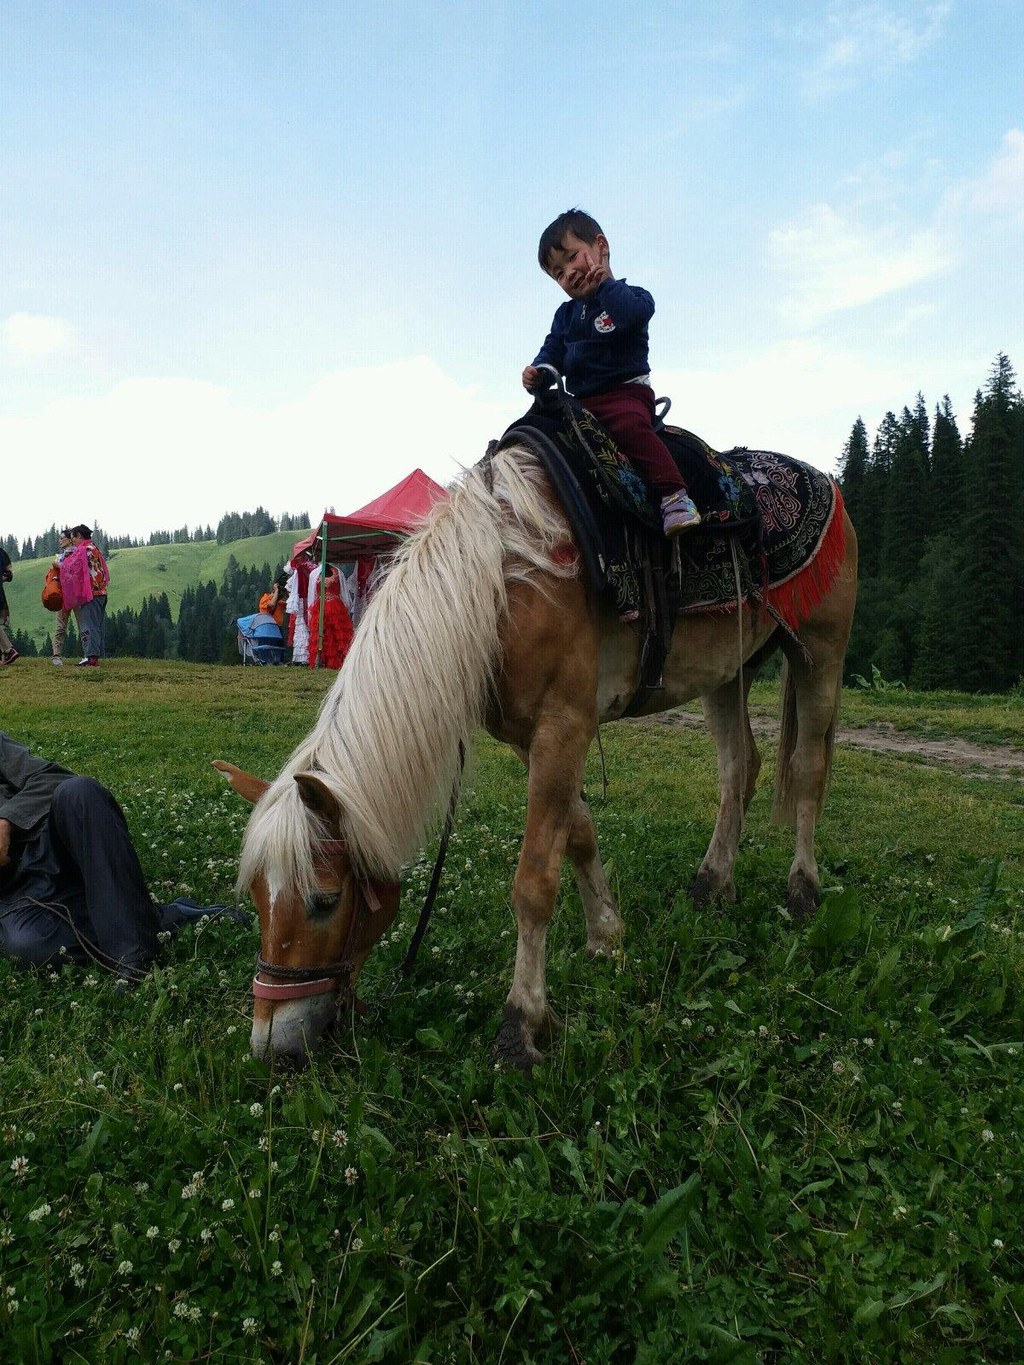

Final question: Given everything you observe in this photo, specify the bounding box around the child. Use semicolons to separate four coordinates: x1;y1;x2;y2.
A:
523;209;700;535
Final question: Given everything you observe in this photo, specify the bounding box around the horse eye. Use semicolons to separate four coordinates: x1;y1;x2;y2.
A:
306;892;340;919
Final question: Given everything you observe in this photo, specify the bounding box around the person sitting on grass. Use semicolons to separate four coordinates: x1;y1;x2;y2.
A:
0;732;246;982
522;207;701;536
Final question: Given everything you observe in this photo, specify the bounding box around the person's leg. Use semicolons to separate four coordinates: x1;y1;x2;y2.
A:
0;899;84;967
48;777;159;973
582;386;685;497
78;598;104;663
583;386;701;533
53;608;68;662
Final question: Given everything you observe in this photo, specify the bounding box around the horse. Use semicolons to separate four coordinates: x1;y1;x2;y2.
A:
217;440;858;1071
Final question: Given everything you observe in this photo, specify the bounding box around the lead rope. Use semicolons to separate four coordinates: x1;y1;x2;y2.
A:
728;536;748;821
366;741;466;1020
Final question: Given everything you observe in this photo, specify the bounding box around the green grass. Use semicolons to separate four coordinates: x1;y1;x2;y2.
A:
1;662;1022;1363
4;530;309;645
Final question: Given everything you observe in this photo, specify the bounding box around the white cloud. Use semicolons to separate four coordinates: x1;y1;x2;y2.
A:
2;313;79;360
802;1;950;98
657;338;983;473
769;203;950;328
967;128;1024;222
1;358;519;539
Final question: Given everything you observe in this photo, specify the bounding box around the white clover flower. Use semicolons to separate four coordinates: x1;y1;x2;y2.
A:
351;1237;363;1251
116;1260;133;1276
173;1083;183;1093
10;1156;28;1176
173;1301;191;1319
912;1057;924;1066
200;1227;213;1243
28;1202;51;1222
249;1188;262;1200
167;1239;181;1255
269;1085;281;1097
344;1166;358;1185
331;1129;348;1148
133;1181;149;1195
242;1317;258;1336
91;1071;104;1084
832;1060;845;1075
226;1026;237;1036
258;1136;269;1151
270;1260;283;1276
7;1299;18;1313
249;1103;264;1118
993;1238;1005;1249
125;1326;140;1344
758;1025;768;1037
146;1226;159;1239
982;1128;995;1143
268;1229;280;1243
221;1198;234;1212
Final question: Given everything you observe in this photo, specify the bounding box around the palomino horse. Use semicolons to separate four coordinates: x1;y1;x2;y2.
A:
219;442;857;1070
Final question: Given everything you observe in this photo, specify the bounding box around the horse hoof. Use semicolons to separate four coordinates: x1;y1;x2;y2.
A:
788;872;819;924
689;872;735;910
495;1005;544;1074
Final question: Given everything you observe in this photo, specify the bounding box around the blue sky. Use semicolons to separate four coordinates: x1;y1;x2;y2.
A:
2;1;1022;539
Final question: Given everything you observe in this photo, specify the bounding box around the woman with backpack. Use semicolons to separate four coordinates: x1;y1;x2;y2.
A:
0;544;16;666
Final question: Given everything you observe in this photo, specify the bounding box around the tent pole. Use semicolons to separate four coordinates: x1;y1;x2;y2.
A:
316;519;328;668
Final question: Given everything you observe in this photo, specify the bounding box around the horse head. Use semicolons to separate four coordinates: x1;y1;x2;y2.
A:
213;760;400;1067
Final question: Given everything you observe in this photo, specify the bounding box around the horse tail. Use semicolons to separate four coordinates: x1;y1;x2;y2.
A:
770;657;841;827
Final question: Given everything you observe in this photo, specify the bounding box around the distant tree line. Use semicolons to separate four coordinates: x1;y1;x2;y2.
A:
4;509;309;561
839;352;1024;693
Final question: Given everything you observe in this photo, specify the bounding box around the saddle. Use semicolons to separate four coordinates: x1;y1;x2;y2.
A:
488;387;843;711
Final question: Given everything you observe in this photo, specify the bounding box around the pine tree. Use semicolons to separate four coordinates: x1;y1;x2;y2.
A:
838;418;869;531
956;354;1021;690
931;396;963;507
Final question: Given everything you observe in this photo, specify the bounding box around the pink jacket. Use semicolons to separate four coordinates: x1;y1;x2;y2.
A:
59;545;94;611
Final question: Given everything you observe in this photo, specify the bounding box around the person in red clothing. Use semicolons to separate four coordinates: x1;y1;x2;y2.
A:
307;565;354;669
522;208;700;536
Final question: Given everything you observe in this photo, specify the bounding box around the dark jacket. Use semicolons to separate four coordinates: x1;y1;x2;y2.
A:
533;277;655;399
0;733;74;837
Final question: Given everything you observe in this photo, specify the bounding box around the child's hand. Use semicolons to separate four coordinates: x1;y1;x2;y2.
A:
522;365;543;391
579;248;611;296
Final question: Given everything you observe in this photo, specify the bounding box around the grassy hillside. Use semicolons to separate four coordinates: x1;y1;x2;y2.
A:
3;529;310;644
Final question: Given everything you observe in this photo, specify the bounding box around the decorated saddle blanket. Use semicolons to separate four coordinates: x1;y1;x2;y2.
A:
495;396;845;630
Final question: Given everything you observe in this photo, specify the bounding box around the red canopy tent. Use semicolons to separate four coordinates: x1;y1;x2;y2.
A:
293;468;448;561
292;468;448;666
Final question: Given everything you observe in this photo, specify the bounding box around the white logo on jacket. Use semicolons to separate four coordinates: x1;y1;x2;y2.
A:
593;311;615;334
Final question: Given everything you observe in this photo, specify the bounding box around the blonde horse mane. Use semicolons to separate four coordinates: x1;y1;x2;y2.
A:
238;445;573;904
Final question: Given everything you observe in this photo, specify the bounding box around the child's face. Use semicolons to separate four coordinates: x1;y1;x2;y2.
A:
544;232;609;299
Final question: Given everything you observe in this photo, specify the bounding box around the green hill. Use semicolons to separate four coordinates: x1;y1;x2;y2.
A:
4;529;310;645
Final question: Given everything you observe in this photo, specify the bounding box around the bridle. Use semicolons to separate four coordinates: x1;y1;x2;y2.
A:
251;743;464;1016
252;839;399;1012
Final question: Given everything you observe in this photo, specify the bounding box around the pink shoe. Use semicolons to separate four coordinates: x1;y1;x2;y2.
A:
661;490;701;536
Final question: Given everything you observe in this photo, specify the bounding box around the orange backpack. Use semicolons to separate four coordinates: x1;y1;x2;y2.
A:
42;564;64;612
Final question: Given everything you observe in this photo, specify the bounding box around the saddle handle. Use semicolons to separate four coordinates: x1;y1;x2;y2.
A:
653;395;671;431
530;364;565;411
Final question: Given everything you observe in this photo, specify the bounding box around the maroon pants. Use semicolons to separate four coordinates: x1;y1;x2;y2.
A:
582;384;686;499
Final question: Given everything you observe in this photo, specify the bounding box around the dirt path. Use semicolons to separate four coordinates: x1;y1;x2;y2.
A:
634;710;1024;780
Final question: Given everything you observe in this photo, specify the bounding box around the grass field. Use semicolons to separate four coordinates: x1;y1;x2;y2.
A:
1;661;1022;1363
3;530;310;646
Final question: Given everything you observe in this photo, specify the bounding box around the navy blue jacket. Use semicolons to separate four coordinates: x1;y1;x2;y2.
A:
533;277;654;399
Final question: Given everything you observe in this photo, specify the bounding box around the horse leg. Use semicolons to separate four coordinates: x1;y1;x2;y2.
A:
496;723;590;1072
690;671;760;908
567;793;623;957
774;640;844;922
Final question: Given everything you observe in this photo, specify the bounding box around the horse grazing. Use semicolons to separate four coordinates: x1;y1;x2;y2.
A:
219;441;857;1070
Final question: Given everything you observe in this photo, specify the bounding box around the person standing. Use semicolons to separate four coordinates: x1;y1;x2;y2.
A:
67;525;109;667
50;528;77;665
0;543;16;665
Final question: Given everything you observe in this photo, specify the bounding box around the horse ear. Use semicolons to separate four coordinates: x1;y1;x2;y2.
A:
212;760;269;804
293;773;341;826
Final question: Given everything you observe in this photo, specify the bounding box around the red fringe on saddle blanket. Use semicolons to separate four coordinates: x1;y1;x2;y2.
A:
760;484;847;632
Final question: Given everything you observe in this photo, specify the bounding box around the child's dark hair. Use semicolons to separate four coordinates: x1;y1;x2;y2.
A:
70;524;91;539
538;208;604;270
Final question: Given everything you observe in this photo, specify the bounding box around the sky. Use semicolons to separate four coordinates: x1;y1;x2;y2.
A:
2;0;1022;541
